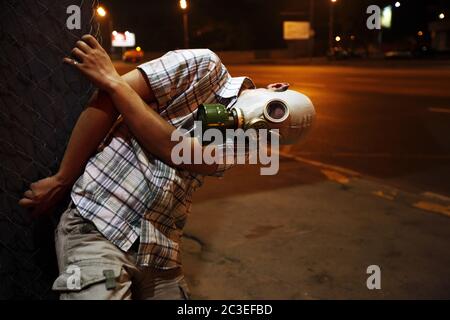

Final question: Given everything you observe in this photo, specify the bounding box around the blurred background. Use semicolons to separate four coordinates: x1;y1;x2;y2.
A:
97;0;450;60
91;0;450;299
1;0;449;299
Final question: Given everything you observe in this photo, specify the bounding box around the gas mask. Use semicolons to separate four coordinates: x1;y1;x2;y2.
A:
197;85;315;145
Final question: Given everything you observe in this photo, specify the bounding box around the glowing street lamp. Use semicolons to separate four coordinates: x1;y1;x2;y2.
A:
439;13;445;20
335;36;341;42
96;6;107;17
96;6;114;53
329;0;338;54
394;2;401;8
179;0;188;10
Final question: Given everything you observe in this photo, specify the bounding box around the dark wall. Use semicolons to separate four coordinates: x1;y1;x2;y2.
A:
0;0;96;299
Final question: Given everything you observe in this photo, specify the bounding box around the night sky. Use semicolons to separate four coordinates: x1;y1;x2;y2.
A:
100;0;450;52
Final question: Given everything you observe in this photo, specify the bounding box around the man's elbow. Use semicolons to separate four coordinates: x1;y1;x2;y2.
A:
88;90;119;120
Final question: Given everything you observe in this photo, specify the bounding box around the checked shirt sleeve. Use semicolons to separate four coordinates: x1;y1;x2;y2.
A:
137;49;223;111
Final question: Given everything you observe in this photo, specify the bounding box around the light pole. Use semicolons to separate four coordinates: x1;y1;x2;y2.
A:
328;0;337;55
96;5;113;53
378;3;401;53
179;0;189;49
309;0;315;61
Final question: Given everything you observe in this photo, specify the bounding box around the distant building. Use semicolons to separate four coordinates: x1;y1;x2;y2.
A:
429;20;450;52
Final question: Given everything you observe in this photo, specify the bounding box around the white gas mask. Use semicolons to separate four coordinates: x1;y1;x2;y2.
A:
197;85;315;145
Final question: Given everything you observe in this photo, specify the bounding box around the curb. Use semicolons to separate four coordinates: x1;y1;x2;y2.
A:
279;151;450;218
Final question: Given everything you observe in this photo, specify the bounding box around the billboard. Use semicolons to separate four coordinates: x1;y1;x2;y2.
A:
283;21;311;40
382;6;392;29
112;31;136;47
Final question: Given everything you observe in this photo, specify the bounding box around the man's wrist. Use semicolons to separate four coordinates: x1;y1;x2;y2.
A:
105;76;127;95
54;171;76;188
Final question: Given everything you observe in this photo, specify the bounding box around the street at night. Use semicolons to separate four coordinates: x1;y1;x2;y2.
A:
233;62;450;196
115;60;450;299
116;60;450;195
2;0;450;305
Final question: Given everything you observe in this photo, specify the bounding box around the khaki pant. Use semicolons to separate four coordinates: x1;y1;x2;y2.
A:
52;204;191;300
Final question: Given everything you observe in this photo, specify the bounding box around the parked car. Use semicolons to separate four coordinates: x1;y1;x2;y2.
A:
122;47;144;63
384;51;413;60
327;47;350;60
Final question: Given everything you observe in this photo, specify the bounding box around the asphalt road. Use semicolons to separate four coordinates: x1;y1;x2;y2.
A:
228;63;450;197
113;59;450;299
115;60;450;197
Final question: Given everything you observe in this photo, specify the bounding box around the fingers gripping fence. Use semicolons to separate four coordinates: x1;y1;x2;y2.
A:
0;0;100;299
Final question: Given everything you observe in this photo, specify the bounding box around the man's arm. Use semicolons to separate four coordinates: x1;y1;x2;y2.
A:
19;35;217;214
18;68;156;214
66;35;218;175
108;77;218;175
56;69;154;185
56;90;117;185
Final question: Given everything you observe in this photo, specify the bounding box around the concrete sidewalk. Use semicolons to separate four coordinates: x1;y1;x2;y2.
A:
181;157;450;299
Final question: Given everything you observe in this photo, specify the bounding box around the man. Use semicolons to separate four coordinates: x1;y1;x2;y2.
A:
19;35;314;299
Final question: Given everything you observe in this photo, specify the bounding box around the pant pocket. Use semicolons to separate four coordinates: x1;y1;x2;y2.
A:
52;262;122;292
139;275;191;300
178;278;191;300
57;206;91;236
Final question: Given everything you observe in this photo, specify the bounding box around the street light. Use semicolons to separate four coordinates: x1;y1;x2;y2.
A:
335;36;341;42
329;0;338;55
439;13;445;20
394;2;401;8
308;0;315;61
96;6;107;17
180;0;188;10
96;6;113;54
179;0;189;48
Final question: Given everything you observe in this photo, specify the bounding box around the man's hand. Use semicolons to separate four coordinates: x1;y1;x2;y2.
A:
64;34;124;93
18;175;72;217
267;83;290;92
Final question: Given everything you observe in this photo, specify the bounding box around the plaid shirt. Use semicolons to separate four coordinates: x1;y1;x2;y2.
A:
71;49;255;269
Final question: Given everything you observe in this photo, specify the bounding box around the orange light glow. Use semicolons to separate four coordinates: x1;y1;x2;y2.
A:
96;6;106;17
179;0;188;10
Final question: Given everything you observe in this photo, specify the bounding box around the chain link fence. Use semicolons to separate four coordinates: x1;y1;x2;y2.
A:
0;0;100;299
